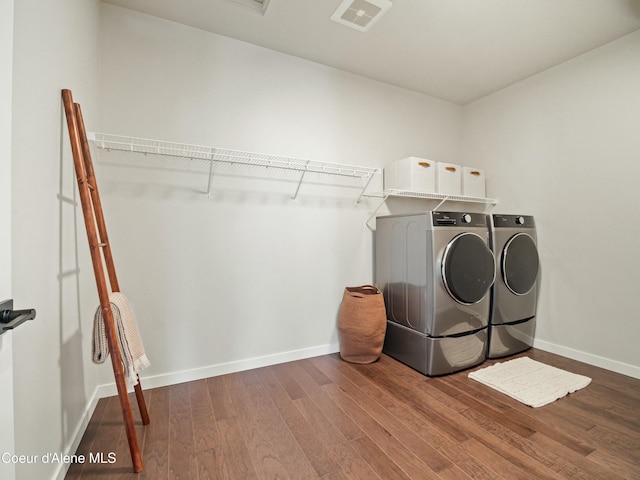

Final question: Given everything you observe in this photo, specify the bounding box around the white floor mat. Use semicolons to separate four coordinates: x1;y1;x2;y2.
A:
468;356;592;408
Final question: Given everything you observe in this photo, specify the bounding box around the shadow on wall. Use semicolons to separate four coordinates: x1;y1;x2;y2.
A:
627;0;640;19
58;104;86;451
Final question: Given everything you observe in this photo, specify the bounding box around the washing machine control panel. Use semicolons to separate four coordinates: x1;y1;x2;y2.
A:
492;214;536;228
432;211;487;227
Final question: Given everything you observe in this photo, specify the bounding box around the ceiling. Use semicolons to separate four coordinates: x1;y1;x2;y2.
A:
102;0;640;105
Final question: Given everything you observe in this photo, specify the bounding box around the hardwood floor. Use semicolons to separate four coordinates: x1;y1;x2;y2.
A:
65;349;640;479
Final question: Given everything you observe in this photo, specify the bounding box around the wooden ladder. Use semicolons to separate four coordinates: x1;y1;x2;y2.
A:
62;89;150;473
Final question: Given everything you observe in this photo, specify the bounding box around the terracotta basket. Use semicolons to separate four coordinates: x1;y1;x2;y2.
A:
338;285;387;364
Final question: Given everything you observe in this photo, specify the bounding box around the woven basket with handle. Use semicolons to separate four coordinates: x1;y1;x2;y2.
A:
338;285;387;364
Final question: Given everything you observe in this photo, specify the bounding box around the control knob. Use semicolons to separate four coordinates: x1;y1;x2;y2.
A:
515;216;525;225
461;213;472;224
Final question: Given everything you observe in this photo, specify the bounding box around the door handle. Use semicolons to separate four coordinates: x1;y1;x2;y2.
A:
0;299;36;335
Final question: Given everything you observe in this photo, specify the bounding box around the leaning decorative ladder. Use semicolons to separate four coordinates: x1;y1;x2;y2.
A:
62;89;150;473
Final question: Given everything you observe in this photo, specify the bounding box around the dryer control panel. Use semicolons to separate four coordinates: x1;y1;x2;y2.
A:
432;211;487;227
492;214;536;228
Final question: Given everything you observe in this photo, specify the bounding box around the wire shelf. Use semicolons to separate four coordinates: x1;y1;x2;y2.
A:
365;189;498;229
88;132;381;201
380;189;497;205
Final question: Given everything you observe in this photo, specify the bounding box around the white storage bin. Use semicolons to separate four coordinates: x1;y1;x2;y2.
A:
384;157;436;193
462;167;486;198
436;162;462;195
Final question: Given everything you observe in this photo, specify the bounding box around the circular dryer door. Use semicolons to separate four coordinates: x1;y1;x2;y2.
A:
442;233;495;305
502;233;539;295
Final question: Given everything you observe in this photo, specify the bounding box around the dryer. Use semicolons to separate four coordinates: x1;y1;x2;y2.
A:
375;211;495;376
487;214;540;358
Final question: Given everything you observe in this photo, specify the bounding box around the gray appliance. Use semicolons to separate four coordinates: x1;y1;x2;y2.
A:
375;211;495;376
487;214;540;358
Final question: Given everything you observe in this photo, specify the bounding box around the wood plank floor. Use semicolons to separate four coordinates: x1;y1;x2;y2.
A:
65;349;640;479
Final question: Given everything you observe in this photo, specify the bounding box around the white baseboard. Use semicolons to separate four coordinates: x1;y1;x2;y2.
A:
533;339;640;379
53;387;102;480
96;342;340;398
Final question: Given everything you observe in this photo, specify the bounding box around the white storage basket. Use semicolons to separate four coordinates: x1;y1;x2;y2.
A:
384;157;436;193
436;162;462;195
462;167;486;197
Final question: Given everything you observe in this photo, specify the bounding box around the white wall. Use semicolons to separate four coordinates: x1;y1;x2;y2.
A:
11;0;100;479
0;0;12;296
462;31;640;377
96;4;462;387
1;0;15;478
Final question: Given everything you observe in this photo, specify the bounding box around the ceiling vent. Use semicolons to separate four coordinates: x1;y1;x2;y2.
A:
226;0;270;15
331;0;393;32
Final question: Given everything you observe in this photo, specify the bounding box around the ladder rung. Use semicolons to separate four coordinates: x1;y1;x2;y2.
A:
77;179;96;192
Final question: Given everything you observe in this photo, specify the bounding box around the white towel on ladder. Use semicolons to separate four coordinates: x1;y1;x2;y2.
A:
92;292;150;386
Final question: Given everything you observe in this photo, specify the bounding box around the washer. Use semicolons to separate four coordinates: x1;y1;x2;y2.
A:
487;214;540;358
375;211;495;376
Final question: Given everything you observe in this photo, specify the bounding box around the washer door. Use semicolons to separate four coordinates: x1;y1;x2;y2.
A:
502;233;539;295
442;233;495;305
